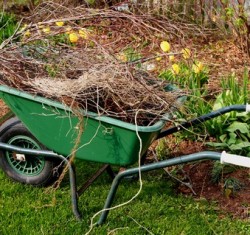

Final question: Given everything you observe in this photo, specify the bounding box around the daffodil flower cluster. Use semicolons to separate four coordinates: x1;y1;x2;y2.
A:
21;21;91;44
158;40;204;76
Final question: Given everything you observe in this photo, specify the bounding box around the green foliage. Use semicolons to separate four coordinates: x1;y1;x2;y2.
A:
85;0;95;6
224;177;243;192
225;7;234;17
161;65;250;151
159;62;209;90
223;177;243;198
48;33;69;45
45;64;59;77
123;47;142;62
156;139;168;160
0;12;18;44
160;63;250;188
159;61;212;139
211;161;224;184
155;138;180;160
206;71;250;156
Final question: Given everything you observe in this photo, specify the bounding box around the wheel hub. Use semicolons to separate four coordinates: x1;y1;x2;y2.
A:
6;135;45;176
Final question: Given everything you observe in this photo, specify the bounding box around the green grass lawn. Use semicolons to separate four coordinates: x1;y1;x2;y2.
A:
0;159;250;235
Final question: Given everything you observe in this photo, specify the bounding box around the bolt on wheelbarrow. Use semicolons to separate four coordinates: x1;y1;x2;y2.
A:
0;84;250;224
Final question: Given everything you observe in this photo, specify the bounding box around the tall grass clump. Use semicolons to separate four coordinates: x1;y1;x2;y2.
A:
0;12;18;44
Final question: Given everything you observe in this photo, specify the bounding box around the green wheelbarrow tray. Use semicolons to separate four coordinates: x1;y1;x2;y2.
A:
0;85;173;166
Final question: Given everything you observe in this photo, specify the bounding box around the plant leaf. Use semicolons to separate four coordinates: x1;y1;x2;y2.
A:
226;122;249;134
227;133;237;145
213;93;224;110
206;142;228;148
219;134;227;142
229;142;250;150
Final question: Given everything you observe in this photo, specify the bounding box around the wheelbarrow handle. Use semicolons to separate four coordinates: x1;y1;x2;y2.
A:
157;104;248;139
98;150;250;224
246;104;250;112
221;151;250;168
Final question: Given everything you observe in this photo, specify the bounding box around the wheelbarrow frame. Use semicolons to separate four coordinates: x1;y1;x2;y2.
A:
0;104;249;224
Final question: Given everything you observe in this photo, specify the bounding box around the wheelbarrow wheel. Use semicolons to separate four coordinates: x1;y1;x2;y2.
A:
0;117;61;187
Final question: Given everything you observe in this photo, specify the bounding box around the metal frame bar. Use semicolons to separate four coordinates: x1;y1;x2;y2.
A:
157;105;246;138
97;151;221;224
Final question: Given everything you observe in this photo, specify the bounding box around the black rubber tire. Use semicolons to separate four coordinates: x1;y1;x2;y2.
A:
0;117;60;186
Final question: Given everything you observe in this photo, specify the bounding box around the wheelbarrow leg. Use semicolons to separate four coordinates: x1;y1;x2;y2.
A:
97;151;221;224
67;161;82;220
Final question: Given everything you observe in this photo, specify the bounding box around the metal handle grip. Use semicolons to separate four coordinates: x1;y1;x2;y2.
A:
221;151;250;168
246;104;250;112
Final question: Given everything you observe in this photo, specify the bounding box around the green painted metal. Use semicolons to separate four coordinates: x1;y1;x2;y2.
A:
98;151;221;224
0;85;170;166
6;135;45;176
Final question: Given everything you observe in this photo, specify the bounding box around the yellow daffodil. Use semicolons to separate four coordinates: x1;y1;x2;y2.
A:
69;33;79;43
192;61;203;74
182;48;191;59
23;30;31;37
56;21;64;27
42;26;51;34
172;63;180;75
78;29;89;39
160;41;171;53
169;55;175;62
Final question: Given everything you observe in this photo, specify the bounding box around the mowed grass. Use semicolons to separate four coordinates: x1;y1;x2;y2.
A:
0;159;250;235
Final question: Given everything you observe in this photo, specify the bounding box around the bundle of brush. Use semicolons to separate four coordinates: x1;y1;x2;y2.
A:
0;45;184;125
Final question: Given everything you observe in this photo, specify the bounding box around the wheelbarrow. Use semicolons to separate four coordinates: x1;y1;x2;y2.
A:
0;84;249;225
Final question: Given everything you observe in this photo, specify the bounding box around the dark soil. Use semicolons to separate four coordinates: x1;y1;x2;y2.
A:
174;141;250;220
